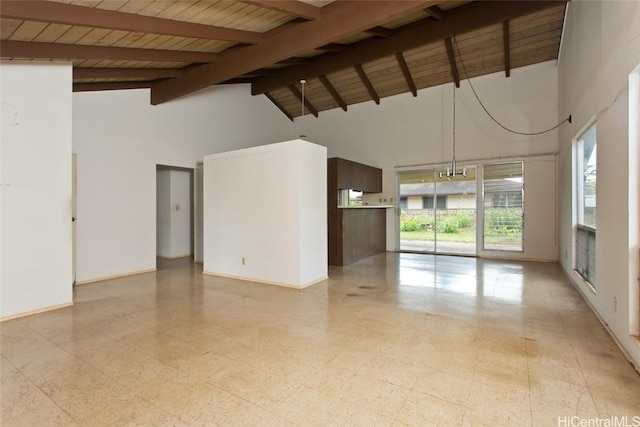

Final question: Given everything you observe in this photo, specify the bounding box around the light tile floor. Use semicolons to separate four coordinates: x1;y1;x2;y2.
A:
2;254;639;426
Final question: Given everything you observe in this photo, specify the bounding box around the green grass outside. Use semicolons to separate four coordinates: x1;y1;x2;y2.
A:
400;229;522;244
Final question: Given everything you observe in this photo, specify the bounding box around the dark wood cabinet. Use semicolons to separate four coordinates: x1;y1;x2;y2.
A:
332;158;382;193
328;158;387;266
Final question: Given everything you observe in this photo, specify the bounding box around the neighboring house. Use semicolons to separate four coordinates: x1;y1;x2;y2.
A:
400;180;522;210
400;181;477;210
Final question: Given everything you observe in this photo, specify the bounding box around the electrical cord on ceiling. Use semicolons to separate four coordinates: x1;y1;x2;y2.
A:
452;36;571;136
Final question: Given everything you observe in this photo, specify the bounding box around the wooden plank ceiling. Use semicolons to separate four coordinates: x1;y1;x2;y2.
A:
0;0;568;119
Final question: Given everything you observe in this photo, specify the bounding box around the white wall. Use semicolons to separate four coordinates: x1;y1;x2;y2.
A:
1;63;73;319
557;0;640;367
73;84;292;283
300;61;559;261
203;140;327;288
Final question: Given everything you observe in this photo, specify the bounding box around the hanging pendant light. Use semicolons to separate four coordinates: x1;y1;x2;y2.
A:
299;79;307;139
440;84;467;179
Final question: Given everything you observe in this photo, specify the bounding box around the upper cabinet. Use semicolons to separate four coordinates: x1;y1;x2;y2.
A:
330;157;382;193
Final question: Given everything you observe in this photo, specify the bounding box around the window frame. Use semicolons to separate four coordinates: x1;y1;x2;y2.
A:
573;121;597;288
481;161;525;252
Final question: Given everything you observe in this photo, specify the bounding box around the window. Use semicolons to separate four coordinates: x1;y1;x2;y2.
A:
575;124;597;286
399;197;407;209
483;162;523;251
423;195;446;209
492;192;522;208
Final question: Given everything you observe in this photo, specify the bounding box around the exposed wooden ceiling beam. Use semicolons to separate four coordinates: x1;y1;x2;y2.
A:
251;1;566;95
151;0;438;104
73;68;182;79
503;20;511;78
243;1;320;21
277;57;312;65
444;37;460;88
221;78;254;84
316;43;349;53
265;92;294;121
319;75;347;111
0;40;218;63
425;5;445;20
355;64;380;105
242;68;282;77
73;82;152;92
366;26;393;38
395;52;417;97
0;0;262;44
287;84;319;117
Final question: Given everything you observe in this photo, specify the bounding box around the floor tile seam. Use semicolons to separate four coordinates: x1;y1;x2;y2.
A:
410;382;531;425
337;387;411;421
270;387;343;425
527;368;590;388
134;343;203;373
406;386;473;411
144;376;255;420
16;317;93;354
569;348;602;418
0;353;20;373
29;381;86;427
459;348;481;415
10;329;126;389
525;331;536;427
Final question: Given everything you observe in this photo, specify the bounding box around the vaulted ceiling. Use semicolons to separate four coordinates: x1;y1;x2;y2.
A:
0;0;568;119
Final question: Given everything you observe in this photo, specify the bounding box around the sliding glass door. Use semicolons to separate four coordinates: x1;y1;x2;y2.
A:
399;171;437;252
482;162;524;251
399;167;477;255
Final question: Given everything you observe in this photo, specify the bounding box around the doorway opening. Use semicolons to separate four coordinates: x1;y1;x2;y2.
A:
72;153;77;287
399;166;477;255
156;165;194;268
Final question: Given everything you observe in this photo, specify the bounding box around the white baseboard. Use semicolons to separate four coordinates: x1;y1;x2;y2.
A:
560;264;640;374
156;254;192;260
1;302;74;322
75;268;157;285
202;271;328;289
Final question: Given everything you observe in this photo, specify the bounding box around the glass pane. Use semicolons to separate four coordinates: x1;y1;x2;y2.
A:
483;162;523;251
577;125;597;229
575;123;596;286
434;167;477;255
399;168;477;255
399;171;436;252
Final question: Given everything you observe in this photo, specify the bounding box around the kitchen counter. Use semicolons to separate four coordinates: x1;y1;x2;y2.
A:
328;157;387;266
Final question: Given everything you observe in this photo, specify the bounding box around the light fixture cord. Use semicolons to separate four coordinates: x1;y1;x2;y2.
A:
452;36;570;136
301;80;305;118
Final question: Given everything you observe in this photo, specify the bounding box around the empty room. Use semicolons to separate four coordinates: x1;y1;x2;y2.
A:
1;0;639;425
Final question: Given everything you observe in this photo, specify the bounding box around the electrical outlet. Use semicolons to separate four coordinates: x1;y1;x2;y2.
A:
613;296;617;313
242;257;245;266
